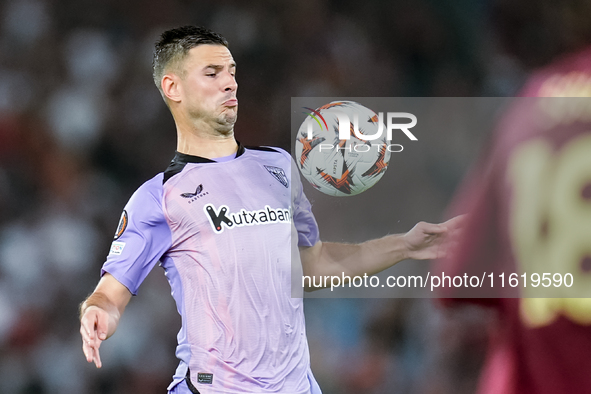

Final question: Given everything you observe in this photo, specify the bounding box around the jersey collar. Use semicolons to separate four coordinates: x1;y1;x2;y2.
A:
173;141;245;164
163;142;245;183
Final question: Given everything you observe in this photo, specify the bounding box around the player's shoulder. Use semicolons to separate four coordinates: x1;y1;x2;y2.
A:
134;172;164;193
245;146;292;165
127;173;165;208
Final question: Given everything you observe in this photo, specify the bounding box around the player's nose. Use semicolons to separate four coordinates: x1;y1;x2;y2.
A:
222;71;237;92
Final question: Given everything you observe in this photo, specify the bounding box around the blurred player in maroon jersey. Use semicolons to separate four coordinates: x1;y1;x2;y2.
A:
437;0;591;393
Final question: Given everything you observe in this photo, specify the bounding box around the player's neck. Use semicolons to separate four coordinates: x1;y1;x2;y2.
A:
176;127;238;159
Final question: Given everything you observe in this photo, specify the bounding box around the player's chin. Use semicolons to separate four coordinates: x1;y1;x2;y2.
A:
215;114;237;135
221;111;237;125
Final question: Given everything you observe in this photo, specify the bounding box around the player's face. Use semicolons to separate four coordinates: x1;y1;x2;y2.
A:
179;44;238;133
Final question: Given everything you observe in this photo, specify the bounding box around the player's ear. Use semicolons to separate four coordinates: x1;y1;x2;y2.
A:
161;74;182;103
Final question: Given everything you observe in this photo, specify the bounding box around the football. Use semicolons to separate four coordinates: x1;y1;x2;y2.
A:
295;101;391;197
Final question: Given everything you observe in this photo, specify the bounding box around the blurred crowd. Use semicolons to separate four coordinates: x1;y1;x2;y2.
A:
0;0;525;393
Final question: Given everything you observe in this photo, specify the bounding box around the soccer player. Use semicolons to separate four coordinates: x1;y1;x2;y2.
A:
79;26;460;394
436;0;591;392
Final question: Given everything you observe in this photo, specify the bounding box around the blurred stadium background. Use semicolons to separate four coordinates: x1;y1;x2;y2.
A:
0;0;526;393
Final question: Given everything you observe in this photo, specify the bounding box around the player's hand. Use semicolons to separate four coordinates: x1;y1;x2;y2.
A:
402;215;465;260
80;306;109;368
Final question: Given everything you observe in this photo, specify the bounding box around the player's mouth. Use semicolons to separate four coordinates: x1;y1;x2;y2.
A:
223;98;238;107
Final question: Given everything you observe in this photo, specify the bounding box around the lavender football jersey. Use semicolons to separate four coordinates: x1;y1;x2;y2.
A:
102;144;321;394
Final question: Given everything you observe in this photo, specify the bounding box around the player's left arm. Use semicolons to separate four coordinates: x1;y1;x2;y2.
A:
300;216;463;291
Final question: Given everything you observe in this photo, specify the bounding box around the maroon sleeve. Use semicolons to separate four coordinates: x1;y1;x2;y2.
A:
432;137;505;305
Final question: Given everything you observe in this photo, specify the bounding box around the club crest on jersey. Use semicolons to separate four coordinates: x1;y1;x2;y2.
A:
264;165;289;188
204;204;291;233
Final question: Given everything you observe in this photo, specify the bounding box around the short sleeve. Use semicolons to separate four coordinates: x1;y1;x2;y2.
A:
101;174;173;295
291;158;320;247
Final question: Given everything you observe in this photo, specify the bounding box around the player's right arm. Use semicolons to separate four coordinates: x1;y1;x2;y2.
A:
79;273;132;368
78;174;172;368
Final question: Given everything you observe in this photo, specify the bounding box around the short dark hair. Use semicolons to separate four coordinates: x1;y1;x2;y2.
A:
152;26;228;96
